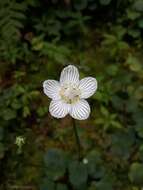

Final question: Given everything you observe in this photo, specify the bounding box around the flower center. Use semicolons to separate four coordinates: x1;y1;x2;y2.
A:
60;84;80;104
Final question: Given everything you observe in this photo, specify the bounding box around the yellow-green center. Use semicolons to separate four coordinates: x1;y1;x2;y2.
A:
60;84;80;104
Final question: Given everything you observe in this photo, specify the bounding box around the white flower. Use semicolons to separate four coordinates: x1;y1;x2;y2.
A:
43;65;97;120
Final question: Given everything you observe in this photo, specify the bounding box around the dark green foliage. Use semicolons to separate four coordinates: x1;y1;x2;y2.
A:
0;0;143;189
44;149;68;180
0;0;26;61
129;162;143;185
99;0;112;5
40;178;56;190
69;160;88;189
86;150;105;179
56;184;68;190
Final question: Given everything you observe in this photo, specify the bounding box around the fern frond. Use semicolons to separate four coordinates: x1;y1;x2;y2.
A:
0;0;26;60
0;0;26;39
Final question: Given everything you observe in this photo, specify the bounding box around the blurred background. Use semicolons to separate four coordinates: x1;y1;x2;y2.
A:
0;0;143;189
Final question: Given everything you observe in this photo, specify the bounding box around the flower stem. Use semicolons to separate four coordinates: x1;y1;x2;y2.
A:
72;118;81;160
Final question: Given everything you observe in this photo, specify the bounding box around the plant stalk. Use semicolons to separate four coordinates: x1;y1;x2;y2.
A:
72;118;81;160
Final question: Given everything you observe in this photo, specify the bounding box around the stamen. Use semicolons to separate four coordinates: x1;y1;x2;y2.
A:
60;84;80;104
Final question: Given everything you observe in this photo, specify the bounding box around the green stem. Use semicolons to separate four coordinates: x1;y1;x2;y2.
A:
72;118;81;160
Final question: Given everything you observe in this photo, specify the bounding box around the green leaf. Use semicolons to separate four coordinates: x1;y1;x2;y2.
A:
110;129;135;159
133;110;143;138
129;162;143;185
128;29;140;38
37;106;48;117
138;19;143;28
126;54;142;72
40;178;55;190
95;180;113;190
106;65;118;76
133;0;143;12
69;161;88;189
99;0;111;5
127;9;140;20
74;0;88;10
88;181;96;190
11;99;21;109
44;149;68;181
95;174;114;190
2;108;16;120
56;184;68;190
89;178;113;190
100;106;108;116
86;150;105;179
23;106;30;117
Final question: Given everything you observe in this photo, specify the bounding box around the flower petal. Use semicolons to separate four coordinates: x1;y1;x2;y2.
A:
70;100;90;120
49;100;70;118
43;80;61;100
79;77;97;99
60;65;79;85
